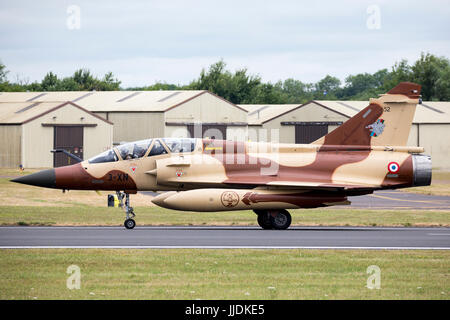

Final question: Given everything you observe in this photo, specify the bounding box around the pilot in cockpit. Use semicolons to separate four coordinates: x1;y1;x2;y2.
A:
169;141;182;153
132;144;147;158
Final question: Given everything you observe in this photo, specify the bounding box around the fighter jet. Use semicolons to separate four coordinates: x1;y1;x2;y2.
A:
12;82;431;230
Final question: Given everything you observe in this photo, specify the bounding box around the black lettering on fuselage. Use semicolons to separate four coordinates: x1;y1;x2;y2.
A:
108;173;128;182
107;172;129;183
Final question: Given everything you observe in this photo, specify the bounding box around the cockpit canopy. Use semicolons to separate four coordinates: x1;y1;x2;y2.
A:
88;138;196;164
117;139;153;160
88;149;118;164
162;138;196;153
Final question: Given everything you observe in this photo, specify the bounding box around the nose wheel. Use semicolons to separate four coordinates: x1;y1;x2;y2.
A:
117;191;136;229
124;218;136;229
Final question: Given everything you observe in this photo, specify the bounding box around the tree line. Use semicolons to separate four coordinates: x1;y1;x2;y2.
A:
1;52;449;103
0;67;121;92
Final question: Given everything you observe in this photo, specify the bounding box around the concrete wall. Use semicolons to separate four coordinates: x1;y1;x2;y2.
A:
260;102;349;143
402;123;448;169
0;125;21;167
417;124;450;169
22;104;113;168
327;124;341;133
165;125;189;138
94;112;108;121
164;92;247;124
407;124;419;147
107;112;165;144
163;92;248;140
164;125;248;141
226;126;248;141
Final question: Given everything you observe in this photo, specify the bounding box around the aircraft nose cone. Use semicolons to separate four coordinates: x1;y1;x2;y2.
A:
11;169;56;188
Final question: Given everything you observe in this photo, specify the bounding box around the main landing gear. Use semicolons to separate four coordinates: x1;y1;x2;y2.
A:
116;191;136;229
254;209;292;230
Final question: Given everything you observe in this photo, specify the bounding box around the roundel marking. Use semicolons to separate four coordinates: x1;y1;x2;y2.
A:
388;162;400;173
220;191;240;208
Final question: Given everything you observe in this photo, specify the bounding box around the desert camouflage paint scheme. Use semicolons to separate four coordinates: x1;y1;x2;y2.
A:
12;83;432;229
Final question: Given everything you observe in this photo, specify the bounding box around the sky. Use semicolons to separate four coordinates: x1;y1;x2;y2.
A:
0;0;449;88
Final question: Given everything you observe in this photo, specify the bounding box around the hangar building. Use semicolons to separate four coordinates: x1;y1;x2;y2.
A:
0;97;113;168
81;90;248;143
241;103;347;143
241;101;450;169
0;91;247;144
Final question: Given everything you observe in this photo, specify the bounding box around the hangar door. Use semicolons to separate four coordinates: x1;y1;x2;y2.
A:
53;126;84;167
295;123;328;144
187;124;227;140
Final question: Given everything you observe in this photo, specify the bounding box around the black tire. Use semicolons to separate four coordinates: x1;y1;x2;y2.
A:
257;212;273;229
269;210;291;230
124;218;136;229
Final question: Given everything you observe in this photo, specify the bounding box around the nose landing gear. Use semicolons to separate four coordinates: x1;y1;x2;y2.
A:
116;191;136;229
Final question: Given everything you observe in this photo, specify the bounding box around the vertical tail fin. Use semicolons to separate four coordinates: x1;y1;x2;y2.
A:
312;82;421;147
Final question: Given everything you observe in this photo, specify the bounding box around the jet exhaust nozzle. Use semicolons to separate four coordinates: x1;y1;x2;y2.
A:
412;154;432;187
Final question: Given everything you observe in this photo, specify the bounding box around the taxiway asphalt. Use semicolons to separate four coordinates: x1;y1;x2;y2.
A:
0;226;449;249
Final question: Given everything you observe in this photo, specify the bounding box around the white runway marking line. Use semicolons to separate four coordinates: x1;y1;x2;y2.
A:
1;246;449;250
428;233;450;236
1;226;449;230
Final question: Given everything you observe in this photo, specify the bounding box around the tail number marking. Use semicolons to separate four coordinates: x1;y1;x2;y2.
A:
108;173;129;182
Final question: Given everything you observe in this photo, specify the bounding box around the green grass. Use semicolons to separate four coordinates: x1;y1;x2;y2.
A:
399;170;450;196
0;168;39;176
0;205;449;227
0;249;448;300
403;183;450;196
